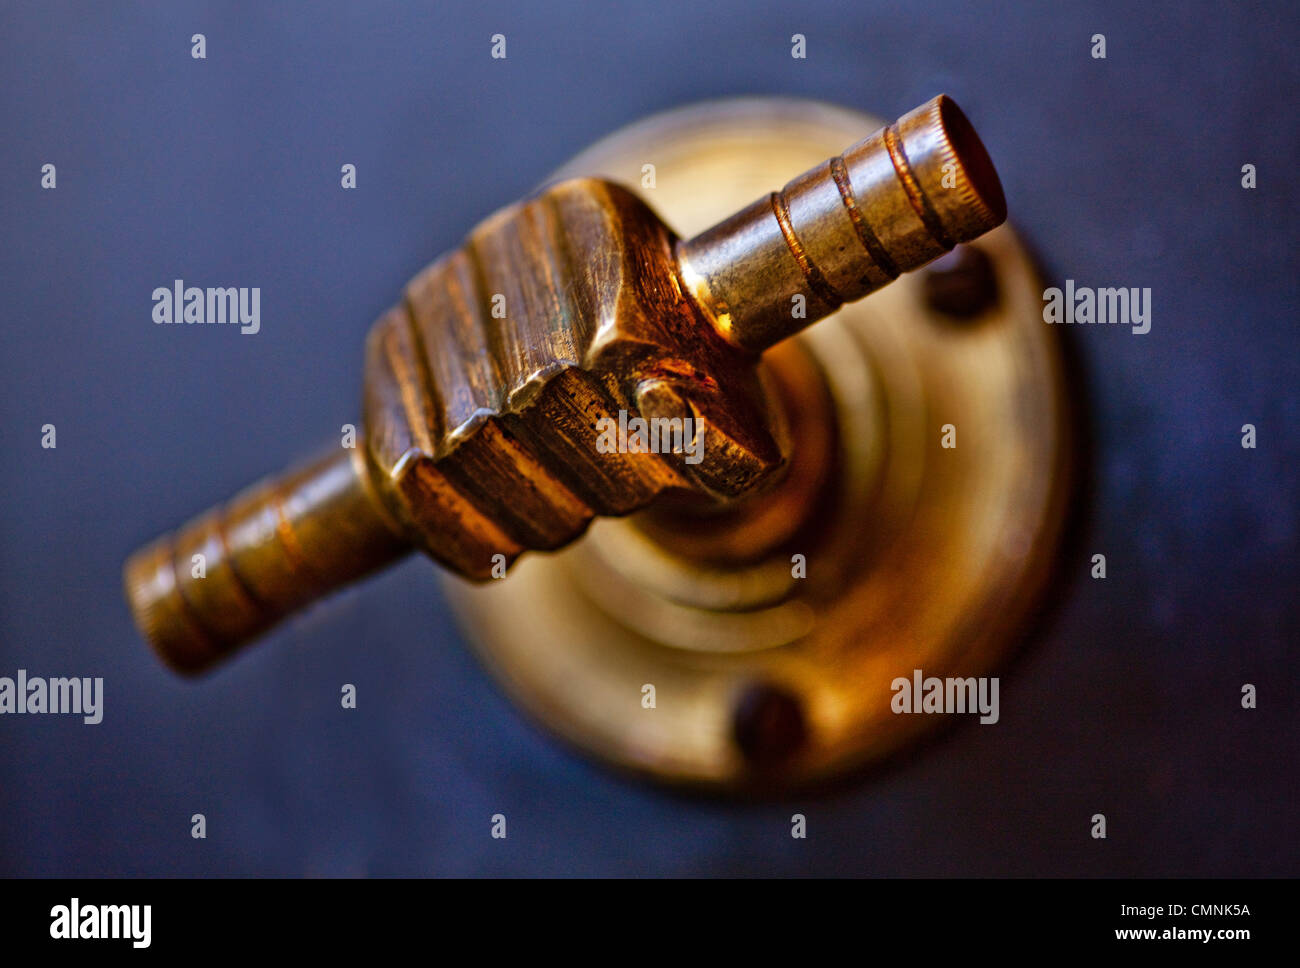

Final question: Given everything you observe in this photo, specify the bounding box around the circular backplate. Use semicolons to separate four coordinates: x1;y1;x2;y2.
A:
442;98;1072;792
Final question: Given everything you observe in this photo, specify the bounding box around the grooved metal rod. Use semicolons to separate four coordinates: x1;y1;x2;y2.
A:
676;94;1006;353
123;445;410;674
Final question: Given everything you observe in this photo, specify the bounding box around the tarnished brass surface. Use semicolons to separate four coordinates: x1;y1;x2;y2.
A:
124;446;409;673
445;98;1072;790
678;97;1004;353
124;95;1015;683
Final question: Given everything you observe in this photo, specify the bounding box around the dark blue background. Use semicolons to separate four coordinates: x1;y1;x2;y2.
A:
1;0;1296;875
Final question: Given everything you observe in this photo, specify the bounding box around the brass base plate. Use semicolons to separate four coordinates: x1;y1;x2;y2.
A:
442;98;1071;792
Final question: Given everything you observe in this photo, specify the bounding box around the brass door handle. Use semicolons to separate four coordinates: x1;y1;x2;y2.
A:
125;94;1068;791
125;95;1005;673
